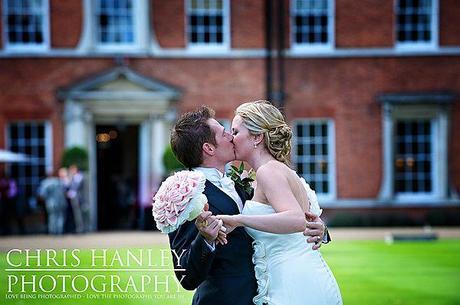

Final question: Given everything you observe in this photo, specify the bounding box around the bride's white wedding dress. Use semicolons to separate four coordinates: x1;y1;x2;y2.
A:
242;179;343;305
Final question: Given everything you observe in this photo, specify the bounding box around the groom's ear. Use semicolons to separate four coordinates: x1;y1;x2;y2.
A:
202;142;215;156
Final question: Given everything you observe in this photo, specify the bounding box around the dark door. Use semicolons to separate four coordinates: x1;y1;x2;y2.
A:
96;124;139;230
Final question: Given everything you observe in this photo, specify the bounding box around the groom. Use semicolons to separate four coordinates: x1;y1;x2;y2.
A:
168;106;327;305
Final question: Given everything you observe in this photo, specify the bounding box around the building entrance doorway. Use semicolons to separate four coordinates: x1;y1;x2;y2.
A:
96;124;139;230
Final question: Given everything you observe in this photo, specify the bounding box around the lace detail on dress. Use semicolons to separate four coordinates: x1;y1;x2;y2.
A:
252;240;271;305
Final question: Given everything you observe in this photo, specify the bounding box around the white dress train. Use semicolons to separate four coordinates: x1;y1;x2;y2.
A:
242;199;343;305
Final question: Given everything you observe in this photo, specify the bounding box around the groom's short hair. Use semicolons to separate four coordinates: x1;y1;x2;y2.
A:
170;106;217;168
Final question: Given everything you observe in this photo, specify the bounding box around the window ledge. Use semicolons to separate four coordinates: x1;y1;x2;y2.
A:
3;45;49;53
320;198;460;208
377;91;455;105
185;45;231;53
395;43;438;51
290;45;334;54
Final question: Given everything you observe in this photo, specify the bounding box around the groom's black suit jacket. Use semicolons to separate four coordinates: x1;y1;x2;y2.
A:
168;180;257;305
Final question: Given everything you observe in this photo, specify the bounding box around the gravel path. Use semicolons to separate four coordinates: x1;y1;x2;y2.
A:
1;227;459;251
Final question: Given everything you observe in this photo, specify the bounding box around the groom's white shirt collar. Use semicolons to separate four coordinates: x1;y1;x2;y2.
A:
193;166;243;212
194;166;225;183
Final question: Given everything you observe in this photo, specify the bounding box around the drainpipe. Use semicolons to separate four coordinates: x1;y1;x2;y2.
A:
265;0;273;101
265;0;286;110
277;0;285;110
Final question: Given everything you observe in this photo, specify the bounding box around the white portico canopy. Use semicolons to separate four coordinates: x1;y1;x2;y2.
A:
57;64;182;231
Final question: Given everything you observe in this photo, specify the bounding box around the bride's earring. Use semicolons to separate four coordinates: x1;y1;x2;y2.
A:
253;143;257;149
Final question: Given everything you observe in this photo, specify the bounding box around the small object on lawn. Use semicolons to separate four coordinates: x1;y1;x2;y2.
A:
385;232;438;244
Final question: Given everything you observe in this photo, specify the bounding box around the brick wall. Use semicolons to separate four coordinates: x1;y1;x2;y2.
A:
50;0;82;48
336;0;394;47
1;53;459;198
1;1;458;50
152;0;185;48
0;0;459;200
284;56;460;198
131;58;265;117
0;58;113;169
231;0;265;48
0;56;265;163
0;3;3;49
440;0;460;46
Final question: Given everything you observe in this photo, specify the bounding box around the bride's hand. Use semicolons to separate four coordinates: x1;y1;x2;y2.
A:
216;228;227;245
216;215;241;234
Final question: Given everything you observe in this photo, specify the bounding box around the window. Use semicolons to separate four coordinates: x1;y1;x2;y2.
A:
7;122;51;206
217;118;230;132
394;120;433;194
292;120;335;199
396;0;438;48
95;0;135;46
291;0;334;50
378;93;452;203
78;0;148;51
2;0;49;50
217;119;231;172
186;0;229;49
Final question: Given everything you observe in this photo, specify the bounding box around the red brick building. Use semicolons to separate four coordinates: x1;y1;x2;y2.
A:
0;0;459;231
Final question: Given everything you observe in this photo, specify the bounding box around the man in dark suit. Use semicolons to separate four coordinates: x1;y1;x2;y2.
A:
168;106;327;305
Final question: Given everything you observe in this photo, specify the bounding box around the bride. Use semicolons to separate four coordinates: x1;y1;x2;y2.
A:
218;100;342;305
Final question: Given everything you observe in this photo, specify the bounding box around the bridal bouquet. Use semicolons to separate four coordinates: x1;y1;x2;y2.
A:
152;170;208;233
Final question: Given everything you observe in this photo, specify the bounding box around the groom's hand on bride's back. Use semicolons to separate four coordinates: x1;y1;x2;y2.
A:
303;211;327;250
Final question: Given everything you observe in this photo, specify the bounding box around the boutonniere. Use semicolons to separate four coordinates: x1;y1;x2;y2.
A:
228;162;256;196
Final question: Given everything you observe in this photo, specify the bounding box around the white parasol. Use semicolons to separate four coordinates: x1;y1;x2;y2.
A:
0;149;30;163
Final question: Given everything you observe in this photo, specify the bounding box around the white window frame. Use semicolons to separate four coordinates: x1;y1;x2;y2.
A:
379;103;448;203
217;118;231;131
395;0;439;51
2;0;50;52
185;0;231;53
91;0;148;52
290;0;335;53
217;118;232;172
292;119;336;202
6;120;53;204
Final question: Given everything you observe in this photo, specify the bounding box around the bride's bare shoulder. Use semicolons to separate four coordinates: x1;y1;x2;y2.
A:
256;160;289;180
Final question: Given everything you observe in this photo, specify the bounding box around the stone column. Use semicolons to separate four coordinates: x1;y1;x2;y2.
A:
437;107;448;198
378;103;394;201
139;119;152;207
63;100;96;231
151;116;166;190
64;101;89;147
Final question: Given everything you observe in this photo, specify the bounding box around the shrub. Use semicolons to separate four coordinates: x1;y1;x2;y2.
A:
61;146;88;171
162;145;184;175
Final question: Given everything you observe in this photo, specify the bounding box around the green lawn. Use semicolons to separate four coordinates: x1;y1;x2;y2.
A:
1;239;459;305
327;240;460;305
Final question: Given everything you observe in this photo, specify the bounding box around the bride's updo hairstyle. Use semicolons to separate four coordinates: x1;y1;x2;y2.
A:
236;100;292;165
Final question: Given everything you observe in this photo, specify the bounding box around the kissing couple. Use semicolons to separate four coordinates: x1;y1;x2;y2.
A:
168;100;342;305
